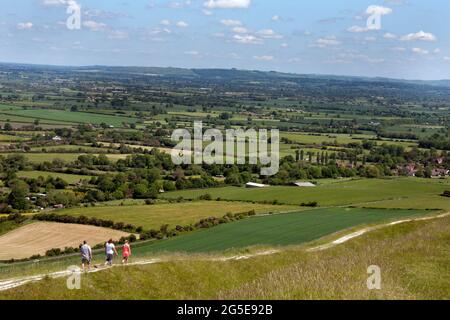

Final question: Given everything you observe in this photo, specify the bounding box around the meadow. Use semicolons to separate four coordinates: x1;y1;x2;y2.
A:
17;171;93;184
162;178;450;208
58;201;296;230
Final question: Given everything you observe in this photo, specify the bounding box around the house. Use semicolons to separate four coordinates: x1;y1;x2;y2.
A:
53;204;64;209
293;182;316;187
405;164;418;177
52;135;62;142
246;182;268;188
432;168;449;177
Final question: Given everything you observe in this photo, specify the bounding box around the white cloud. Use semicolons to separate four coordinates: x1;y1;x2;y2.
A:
202;9;213;16
257;29;283;39
168;1;192;9
364;36;377;42
401;31;437;42
366;5;393;16
281;43;288;48
220;19;242;26
160;20;171;26
391;46;406;51
383;32;397;39
253;55;274;61
232;27;248;34
83;20;107;31
433;48;441;54
271;15;281;21
184;50;200;56
310;36;340;48
204;0;251;9
17;22;33;30
232;34;262;44
347;25;369;33
444;56;450;61
176;21;189;28
412;47;429;55
108;30;128;40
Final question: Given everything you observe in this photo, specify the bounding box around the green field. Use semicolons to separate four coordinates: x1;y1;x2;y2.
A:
162;178;450;208
0;134;28;142
58;201;296;230
135;208;430;254
0;153;130;163
0;105;137;127
17;171;93;184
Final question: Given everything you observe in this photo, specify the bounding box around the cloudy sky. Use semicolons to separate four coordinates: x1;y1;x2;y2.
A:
1;0;449;79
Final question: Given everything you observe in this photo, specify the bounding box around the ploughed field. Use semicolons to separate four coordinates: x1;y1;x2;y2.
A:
0;222;130;260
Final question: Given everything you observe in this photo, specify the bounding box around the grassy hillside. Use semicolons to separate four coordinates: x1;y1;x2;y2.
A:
58;201;296;230
162;178;449;207
1;215;448;300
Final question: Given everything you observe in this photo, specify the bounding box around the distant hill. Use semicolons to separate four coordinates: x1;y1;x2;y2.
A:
1;62;449;87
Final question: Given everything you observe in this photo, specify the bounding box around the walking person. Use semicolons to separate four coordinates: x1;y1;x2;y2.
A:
104;239;118;267
80;241;92;271
122;240;131;264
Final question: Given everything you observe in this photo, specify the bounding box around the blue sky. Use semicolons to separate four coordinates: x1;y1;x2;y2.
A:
0;0;449;79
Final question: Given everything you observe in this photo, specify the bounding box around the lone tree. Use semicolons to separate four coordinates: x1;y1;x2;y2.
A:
8;180;30;210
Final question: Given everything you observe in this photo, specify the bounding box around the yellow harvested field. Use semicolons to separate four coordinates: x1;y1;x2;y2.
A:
0;222;130;260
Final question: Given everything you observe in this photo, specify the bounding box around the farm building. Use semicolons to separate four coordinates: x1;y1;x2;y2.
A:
246;182;269;188
293;182;316;187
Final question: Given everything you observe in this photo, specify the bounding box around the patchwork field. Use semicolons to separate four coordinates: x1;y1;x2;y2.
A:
0;153;130;163
58;201;296;230
0;222;130;260
162;178;450;208
135;208;431;254
0;105;137;127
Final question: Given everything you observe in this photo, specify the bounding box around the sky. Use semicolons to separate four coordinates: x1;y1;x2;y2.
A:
0;0;450;80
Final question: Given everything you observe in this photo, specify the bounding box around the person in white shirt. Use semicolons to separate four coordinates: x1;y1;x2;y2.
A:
104;239;118;267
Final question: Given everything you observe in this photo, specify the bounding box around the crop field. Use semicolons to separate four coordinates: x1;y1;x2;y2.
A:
281;132;376;145
0;153;130;163
0;105;137;127
134;208;431;254
0;222;131;260
58;201;297;230
162;178;450;208
0;134;28;142
17;171;93;184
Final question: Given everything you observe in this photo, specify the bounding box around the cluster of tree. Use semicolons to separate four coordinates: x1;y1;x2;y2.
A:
33;213;143;233
419;134;450;150
139;210;256;241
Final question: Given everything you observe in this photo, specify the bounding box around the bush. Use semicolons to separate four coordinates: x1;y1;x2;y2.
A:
199;194;212;201
301;201;318;207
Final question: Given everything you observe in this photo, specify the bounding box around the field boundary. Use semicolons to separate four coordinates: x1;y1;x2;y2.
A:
0;212;448;293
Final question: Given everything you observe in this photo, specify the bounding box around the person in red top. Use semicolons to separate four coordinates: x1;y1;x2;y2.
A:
122;240;131;264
